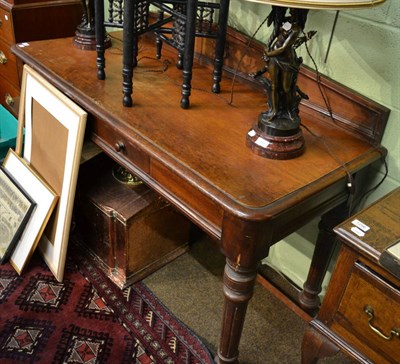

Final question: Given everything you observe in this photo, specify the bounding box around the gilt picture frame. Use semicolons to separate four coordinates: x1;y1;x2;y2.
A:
16;65;87;281
0;164;36;264
3;149;58;274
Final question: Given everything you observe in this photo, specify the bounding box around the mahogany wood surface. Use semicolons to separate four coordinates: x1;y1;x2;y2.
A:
10;1;82;43
12;31;389;363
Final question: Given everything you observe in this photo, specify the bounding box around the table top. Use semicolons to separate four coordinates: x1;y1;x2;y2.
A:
12;34;386;241
335;187;400;263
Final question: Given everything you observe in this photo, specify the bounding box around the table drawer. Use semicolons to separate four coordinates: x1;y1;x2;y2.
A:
0;7;14;45
91;117;150;174
335;261;400;363
0;38;19;87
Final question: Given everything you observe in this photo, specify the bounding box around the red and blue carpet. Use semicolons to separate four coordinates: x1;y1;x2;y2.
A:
0;248;214;364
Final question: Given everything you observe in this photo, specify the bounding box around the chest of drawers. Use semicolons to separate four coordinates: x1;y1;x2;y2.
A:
0;0;82;115
302;188;400;363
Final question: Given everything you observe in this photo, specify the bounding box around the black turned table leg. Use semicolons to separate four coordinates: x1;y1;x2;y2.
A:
217;258;258;364
177;52;184;70
298;202;349;315
180;0;198;109
122;0;135;107
95;0;105;80
212;0;230;94
155;10;164;60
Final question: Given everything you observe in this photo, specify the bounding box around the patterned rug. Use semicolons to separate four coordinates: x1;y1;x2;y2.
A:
0;247;214;364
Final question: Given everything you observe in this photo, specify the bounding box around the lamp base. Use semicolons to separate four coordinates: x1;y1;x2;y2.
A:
73;29;111;51
246;115;305;160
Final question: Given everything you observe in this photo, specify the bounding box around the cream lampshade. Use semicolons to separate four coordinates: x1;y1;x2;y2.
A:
244;0;387;159
243;0;386;9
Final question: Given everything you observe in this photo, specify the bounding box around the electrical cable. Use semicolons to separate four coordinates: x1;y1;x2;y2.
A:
302;30;388;215
228;14;271;105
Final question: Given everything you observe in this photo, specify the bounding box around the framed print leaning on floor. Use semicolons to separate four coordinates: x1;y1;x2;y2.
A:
0;164;36;264
16;64;87;281
3;149;58;274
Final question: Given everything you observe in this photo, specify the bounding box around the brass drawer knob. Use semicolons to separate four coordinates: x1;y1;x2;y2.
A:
0;51;7;64
5;93;14;107
364;305;400;341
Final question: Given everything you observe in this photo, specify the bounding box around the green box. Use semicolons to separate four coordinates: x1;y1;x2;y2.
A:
0;105;18;160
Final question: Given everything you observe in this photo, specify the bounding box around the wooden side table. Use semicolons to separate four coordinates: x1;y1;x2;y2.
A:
302;188;400;363
12;31;390;364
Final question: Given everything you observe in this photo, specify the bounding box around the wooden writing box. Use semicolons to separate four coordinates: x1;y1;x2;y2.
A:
74;153;190;289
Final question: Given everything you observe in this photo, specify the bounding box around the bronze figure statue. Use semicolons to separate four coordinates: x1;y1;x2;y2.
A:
252;6;315;133
246;6;316;159
78;0;95;35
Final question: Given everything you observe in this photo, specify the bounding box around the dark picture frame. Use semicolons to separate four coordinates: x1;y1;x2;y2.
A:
0;165;36;264
4;149;58;274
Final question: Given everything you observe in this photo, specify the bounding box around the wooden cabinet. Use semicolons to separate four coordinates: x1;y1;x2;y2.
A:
302;188;400;363
73;153;191;289
0;0;82;115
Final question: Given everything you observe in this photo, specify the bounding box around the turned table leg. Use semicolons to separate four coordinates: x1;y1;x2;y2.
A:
217;258;258;364
211;0;230;94
180;0;198;109
298;202;349;314
302;326;339;363
95;0;105;80
122;0;134;107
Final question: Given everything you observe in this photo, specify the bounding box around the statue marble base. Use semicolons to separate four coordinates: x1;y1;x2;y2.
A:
73;29;111;51
246;115;305;160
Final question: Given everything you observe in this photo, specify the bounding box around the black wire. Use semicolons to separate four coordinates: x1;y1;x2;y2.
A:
350;154;389;215
228;14;270;105
302;32;334;120
301;30;354;208
301;30;389;214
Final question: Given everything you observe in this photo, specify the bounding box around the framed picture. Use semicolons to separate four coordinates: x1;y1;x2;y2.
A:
3;149;58;274
16;65;87;281
0;165;36;264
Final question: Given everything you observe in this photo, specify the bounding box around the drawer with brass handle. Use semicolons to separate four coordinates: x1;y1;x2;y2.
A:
303;189;400;364
0;40;19;86
0;75;19;115
0;7;14;45
333;261;400;363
